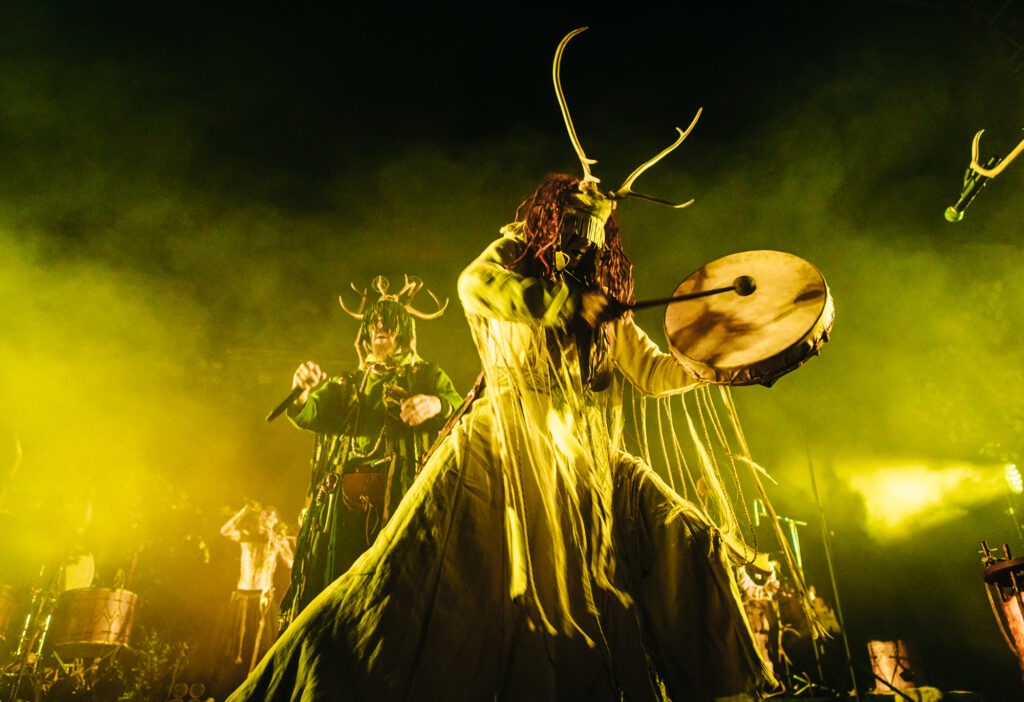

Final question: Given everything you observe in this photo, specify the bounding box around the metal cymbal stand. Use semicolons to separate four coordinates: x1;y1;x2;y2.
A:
2;566;61;702
775;519;834;699
806;448;860;701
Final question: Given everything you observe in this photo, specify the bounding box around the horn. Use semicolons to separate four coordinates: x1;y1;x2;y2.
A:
401;275;449;320
971;128;1024;179
613;108;702;208
552;27;702;208
553;27;600;186
338;282;368;319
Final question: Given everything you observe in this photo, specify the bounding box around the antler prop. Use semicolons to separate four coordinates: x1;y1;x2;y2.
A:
553;27;600;186
553;26;702;207
339;282;369;319
339;275;448;320
970;129;1024;178
398;275;449;320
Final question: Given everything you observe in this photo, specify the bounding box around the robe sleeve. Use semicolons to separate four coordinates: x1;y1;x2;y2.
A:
415;363;464;431
609;316;704;398
286;377;353;434
457;234;574;327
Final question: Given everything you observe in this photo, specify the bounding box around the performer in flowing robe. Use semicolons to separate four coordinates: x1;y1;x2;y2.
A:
226;171;776;702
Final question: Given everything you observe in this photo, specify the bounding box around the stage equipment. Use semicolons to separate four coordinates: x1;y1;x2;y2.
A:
49;587;137;660
866;639;922;695
2;567;61;702
1004;465;1024;542
266;386;304;422
663;249;833;387
945;155;1000;222
980;541;1024;679
1007;464;1023;494
169;681;208;702
0;586;15;644
945;128;1024;222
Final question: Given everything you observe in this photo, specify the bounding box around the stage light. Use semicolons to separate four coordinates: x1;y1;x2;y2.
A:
847;461;1006;540
1005;464;1022;495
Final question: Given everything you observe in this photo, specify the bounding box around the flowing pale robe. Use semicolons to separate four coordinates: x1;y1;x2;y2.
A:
227;231;774;702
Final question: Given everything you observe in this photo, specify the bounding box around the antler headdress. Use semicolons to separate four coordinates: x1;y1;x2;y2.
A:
339;274;449;320
553;27;703;209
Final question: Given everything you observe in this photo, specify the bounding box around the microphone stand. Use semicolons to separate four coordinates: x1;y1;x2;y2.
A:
806;443;861;701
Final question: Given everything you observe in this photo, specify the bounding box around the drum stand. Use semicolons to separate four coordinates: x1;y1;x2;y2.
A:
46;646;125;700
1;568;61;702
767;447;861;700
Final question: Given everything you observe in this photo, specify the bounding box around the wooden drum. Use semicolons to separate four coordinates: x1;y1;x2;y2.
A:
50;587;138;659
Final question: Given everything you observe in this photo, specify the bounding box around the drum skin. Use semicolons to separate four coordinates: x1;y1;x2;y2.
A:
664;249;834;386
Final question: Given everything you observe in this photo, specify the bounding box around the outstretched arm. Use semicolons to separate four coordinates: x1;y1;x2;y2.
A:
609;316;703;397
220;501;259;542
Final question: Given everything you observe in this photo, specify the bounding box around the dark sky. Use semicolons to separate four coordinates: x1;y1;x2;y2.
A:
3;1;1024;698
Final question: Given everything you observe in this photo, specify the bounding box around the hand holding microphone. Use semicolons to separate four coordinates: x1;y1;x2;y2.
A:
266;361;326;422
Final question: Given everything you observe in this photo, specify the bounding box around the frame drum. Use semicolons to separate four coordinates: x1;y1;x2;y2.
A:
664;250;834;386
50;587;138;659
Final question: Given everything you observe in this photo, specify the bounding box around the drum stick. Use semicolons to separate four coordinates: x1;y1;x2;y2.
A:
627;275;756;311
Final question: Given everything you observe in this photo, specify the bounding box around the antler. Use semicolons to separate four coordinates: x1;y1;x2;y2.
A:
552;26;702;207
399;275;449;320
342;275;448;320
613;108;702;208
970;129;1024;178
553;27;600;186
338;282;369;319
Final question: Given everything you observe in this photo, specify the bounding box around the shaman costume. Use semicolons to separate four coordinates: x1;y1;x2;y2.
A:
227;213;774;702
277;297;463;628
227;28;816;702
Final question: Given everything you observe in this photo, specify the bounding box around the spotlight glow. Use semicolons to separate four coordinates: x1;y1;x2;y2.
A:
847;462;1006;539
1006;464;1023;495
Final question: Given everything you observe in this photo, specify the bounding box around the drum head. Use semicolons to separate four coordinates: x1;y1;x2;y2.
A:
664;250;834;386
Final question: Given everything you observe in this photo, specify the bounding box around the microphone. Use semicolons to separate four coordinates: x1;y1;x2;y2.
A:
945;155;1001;222
266;386;304;422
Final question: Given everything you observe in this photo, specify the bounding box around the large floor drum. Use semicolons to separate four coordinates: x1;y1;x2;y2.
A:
50;588;138;659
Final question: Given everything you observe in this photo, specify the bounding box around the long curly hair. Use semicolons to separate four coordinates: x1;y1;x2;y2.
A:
512;173;636;306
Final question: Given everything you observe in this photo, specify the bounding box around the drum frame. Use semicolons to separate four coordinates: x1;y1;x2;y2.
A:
664;249;834;386
49;587;138;660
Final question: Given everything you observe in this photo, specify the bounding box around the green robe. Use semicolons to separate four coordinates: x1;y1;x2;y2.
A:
278;358;462;628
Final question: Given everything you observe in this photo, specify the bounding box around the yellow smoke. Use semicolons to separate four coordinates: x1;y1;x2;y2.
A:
847;460;1011;539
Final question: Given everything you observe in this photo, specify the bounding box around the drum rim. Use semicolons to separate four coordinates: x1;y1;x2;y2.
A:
50;586;139;652
664;249;834;386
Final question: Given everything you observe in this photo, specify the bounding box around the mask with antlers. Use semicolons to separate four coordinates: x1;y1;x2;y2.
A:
508;29;702;302
339;275;448;364
552;26;702;239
